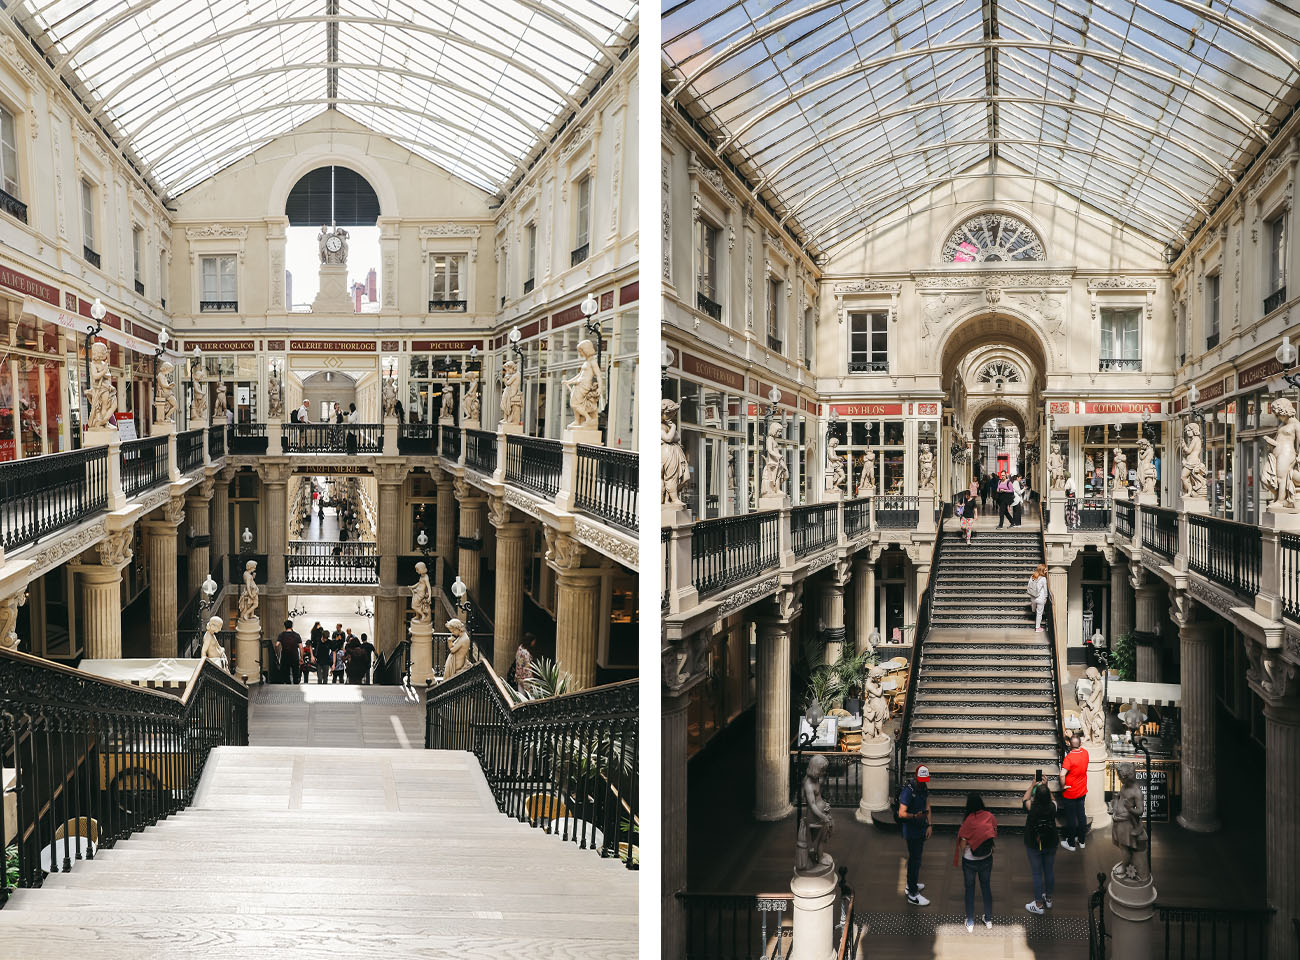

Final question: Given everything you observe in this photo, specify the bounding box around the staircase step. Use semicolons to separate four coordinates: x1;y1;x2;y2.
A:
908;731;1060;748
911;717;1059;732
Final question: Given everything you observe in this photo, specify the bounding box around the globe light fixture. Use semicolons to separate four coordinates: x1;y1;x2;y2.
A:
201;573;217;598
1277;336;1300;389
451;575;467;601
90;298;107;322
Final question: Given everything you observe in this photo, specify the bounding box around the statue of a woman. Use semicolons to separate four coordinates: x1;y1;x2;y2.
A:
500;360;523;426
661;399;689;506
856;449;876;497
462;377;480;421
826;436;846;491
918;442;935;490
443;618;471;680
1078;666;1105;743
794;754;834;875
87;340;116;430
237;561;259;622
200;615;228;670
1048;443;1065;491
1110;762;1149;882
410;561;432;625
760;420;789;499
1264;397;1300;510
1136;437;1157;495
213;381;228;419
267;367;283;420
1181;421;1207;497
564;339;603;430
861;668;890;739
155;360;176;421
1112;447;1128;487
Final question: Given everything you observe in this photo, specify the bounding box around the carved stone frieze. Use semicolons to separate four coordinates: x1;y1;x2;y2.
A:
487;496;511;529
699;167;737;207
913;272;1070;290
453;478;471;501
663;633;711;697
20;519;108;580
1187;579;1237;618
184;223;249;241
717;576;781;616
418;223;482;238
163;497;186;525
832;280;903;296
1246;642;1300;702
571;518;638;570
1086;277;1158;290
803;548;839;577
503;486;542;521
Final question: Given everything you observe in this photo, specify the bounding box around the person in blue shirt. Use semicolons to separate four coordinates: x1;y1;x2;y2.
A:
898;764;934;905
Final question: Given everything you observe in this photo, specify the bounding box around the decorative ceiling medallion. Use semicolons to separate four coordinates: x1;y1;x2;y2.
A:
942;213;1046;263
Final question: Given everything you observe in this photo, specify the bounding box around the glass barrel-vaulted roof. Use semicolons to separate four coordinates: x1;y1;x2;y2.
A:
663;0;1300;252
10;0;637;198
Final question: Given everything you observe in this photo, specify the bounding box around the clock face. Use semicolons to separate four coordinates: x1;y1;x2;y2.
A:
326;235;342;252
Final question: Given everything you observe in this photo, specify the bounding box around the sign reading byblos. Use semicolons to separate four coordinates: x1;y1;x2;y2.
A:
826;403;904;417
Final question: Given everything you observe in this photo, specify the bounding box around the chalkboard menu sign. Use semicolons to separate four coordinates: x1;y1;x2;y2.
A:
1135;765;1170;822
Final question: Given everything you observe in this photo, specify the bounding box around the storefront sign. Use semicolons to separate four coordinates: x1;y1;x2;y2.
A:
1083;401;1162;415
289;340;376;352
1;265;59;305
27;299;180;360
1192;378;1227;403
1049;401;1073;414
681;354;745;391
1238;356;1284;391
827;403;904;417
753;381;797;408
552;304;587;328
267;340;285;351
1135;765;1170;822
410;340;485;352
191;340;256;352
292;464;371;475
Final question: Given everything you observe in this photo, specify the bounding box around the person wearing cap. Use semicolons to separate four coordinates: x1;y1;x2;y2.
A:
898;764;934;905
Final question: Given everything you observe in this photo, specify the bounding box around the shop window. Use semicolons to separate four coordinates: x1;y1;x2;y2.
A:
845;418;905;495
1205;273;1220;348
696;220;721;319
429;254;466;310
849;311;888;373
200;255;237;311
1099;307;1141;371
0;104;19;200
766;277;782;352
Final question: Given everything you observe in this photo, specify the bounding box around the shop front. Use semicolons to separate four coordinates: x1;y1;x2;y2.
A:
1046;400;1168;503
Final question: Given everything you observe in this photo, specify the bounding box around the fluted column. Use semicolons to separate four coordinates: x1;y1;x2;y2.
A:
755;606;798;822
185;478;213;594
264;470;288;592
854;553;876;651
143;498;185;658
1264;691;1300;960
821;580;845;663
435;475;455;585
375;465;405;589
1176;617;1220;833
1110;559;1133;641
490;498;528;676
211;473;230;566
662;689;691;960
1134;583;1162;682
73;528;134;659
547;529;601;690
455;479;486;602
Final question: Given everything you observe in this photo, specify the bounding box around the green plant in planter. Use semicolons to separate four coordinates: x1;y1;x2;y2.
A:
4;843;16;892
800;643;880;714
1111;631;1137;682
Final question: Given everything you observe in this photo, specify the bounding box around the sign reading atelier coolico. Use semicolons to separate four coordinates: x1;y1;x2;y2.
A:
190;340;256;352
288;340;377;352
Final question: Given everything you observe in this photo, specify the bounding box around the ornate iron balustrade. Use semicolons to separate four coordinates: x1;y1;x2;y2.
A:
788;750;860;806
1154;903;1273;959
281;423;382;454
662;527;672;613
120;435;169;498
791;503;838;557
0;650;247;905
428;299;468;312
0;446;109;551
285;540;378;584
134;279;145;296
372;638;412;686
176;429;204;474
696;291;722;320
464;429;497;474
1187;513;1262;599
440;424;461;461
573;444;638;533
83;246;100;268
198;300;237;312
1206;331;1220;349
426;662;638;869
208;424;226;459
848;360;888;373
844;497;871;538
691;511;780;598
1282;533;1300;625
679;892;794;960
0;187;27;224
873;494;919;529
225;423;264;455
505;435;563;499
570;243;589;266
1075;496;1112;530
1115;498;1136;539
1265;286;1287;315
1099;357;1143;372
1140;505;1178;562
397;422;437;455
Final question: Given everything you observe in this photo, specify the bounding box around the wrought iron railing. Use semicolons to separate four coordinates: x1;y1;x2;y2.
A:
662;527;672;613
1099;357;1142;372
198;300;236;312
464;429;497;474
285;540;379;584
134;279;145;296
1281;533;1300;624
0;650;247;906
0;187;27;224
1187;513;1262;599
83;246;101;268
282;423;382;454
896;520;943;787
372;639;412;686
120;435;169;498
1036;525;1067;770
425;662;637;869
397;422;437;455
574;444;638;533
679;892;793;959
1088;873;1109;960
1116;498;1136;539
505;435;563;499
696;291;722;321
844;497;871;538
208;424;226;459
788;750;860;806
1075;496;1112;530
523;277;535;295
428;299;468;312
176;429;204;474
440;424;461;461
225;422;264;455
1155;903;1274;959
691;511;780;598
1140;505;1179;562
791;503;838;557
0;446;109;552
1264;286;1287;315
570;243;589;266
848;360;888;373
874;494;919;529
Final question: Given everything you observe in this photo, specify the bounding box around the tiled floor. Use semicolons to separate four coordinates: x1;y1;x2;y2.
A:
248;682;426;749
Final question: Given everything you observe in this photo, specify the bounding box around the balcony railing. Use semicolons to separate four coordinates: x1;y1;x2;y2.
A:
692;511;780;598
1187;513;1261;599
1116;499;1135;539
1206;331;1220;349
285;540;379;584
440;424;462;461
1281;533;1300;624
844;497;871;538
208;423;226;459
120;435;169;498
848;360;888;373
83;245;100;268
0;446;109;552
696;291;722;321
791;503;838;557
570;242;589;266
428;299;468;312
177;428;204;474
0;187;27;224
662;527;671;613
874;494;919;529
505;435;563;499
226;422;265;455
679;893;793;960
767;334;782;353
398;422;437;455
1264;286;1287;315
464;428;497;474
573;444;638;533
1099;357;1142;372
1140;505;1178;562
134;279;145;296
523;277;535;295
199;300;237;312
282;423;382;454
1074;496;1112;530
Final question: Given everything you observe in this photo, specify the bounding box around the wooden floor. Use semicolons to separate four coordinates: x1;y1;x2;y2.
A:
247;682;426;749
0;746;638;958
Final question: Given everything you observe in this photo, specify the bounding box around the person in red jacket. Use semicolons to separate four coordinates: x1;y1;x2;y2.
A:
956;792;998;932
1060;736;1090;850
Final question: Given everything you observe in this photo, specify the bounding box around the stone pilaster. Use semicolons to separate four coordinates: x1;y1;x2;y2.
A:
455;478;486;602
1133;580;1163;682
755;587;801;822
547;529;601;690
490;496;529;676
73;529;134;659
662;688;691;960
1110;559;1133;641
853;551;876;652
143;497;185;659
185;477;214;595
262;463;289;592
436;475;455;585
1176;611;1220;833
374;461;406;590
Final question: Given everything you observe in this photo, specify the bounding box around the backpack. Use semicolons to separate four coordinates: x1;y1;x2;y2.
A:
971;837;995;857
954;501;964;518
1028;811;1056;851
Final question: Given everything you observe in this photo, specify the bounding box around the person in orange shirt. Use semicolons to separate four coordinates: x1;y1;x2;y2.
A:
1059;736;1089;851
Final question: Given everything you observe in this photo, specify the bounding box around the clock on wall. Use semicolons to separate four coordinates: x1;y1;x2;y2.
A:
325;235;342;253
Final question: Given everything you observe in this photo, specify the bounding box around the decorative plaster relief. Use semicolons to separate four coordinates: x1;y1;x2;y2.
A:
572;518;637;570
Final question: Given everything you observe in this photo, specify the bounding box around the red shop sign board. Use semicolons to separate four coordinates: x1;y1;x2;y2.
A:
827;403;904;417
1083;401;1163;415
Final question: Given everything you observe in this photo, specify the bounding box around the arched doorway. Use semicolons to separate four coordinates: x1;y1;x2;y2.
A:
299;371;358;422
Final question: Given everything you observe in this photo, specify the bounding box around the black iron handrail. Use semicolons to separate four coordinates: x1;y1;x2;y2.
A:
1281;532;1300;625
691;511;780;598
440;424;462;461
895;519;943;787
0;446;109;552
397;422;437;455
120;435;169;498
176;429;204;474
207;424;226;459
372;639;412;687
425;661;638;869
574;444;638;533
464;429;497;474
505;435;563;499
787;749;861;807
1187;513;1262;599
874;494;919;530
1115;499;1136;539
1036;525;1067;769
844;497;871;538
1140;505;1178;562
1154;903;1274;959
678;891;794;959
284;540;379;584
791;503;838;556
0;649;247;906
225;423;265;455
1088;872;1109;960
282;423;382;454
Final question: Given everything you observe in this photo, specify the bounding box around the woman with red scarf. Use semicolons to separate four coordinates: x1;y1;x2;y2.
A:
955;792;998;932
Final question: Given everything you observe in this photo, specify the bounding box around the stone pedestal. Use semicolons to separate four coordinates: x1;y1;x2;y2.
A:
758;494;791;512
77;564;125;658
853;554;876;653
1085;745;1111;830
492;522;529;676
82;426;120;448
822;487;843;503
1106;876;1157;960
1177;619;1220;833
755;617;795;821
1180;496;1209;515
144;513;183;658
410;619;434;685
266;420;283;454
383;417;399;456
498;421;524;436
854;735;892;822
1137;491;1158;506
150;420;175;437
790;867;839;960
312;263;353;313
1113;487;1130;502
1049;493;1067;534
234;615;262;684
562;426;603;447
916;491;936;533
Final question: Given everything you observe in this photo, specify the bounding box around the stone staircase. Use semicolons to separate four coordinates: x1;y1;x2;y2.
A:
904;529;1062;828
0;746;638;959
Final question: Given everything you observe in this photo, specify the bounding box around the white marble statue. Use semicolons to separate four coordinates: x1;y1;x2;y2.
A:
1263;397;1300;511
1180;421;1207;498
918;442;935;490
462;376;480;422
87;340;117;430
189;365;207;422
760;420;789;499
1112;447;1128;487
825;436;846;492
200;615;228;669
861;667;890;739
267;367;283;420
237;561;259;622
856;449;876;497
213;381;228;420
438;384;455;423
500;359;523;426
443;617;471;680
411;561;432;625
661;399;689;507
564;339;603;430
155;360;176;422
318;224;349;265
1077;666;1105;744
1136;437;1158;495
1048;443;1066;491
382;377;398;419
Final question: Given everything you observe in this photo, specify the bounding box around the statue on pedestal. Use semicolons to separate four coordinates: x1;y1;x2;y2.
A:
267;367;283;420
1263;397;1300;510
1077;666;1105;743
794;754;834;875
411;561;432;625
200;615;228;669
1048;443;1066;491
190;365;207;422
825;437;846;492
564;339;603;430
1136;437;1158;495
918;443;935;490
213;381;228;420
856;450;876;497
382;377;398;419
462;377;480;421
438;385;455;423
317;225;349;265
861;667;890;740
443;617;471;680
500;360;523;426
1112;447;1128;488
237;561;259;623
760;421;789;499
87;341;117;430
661;399;689;507
155;361;176;422
1181;421;1207;498
1109;762;1149;882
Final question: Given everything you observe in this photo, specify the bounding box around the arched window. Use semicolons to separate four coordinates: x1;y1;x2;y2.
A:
285;166;380;226
942;213;1045;263
976;360;1022;384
